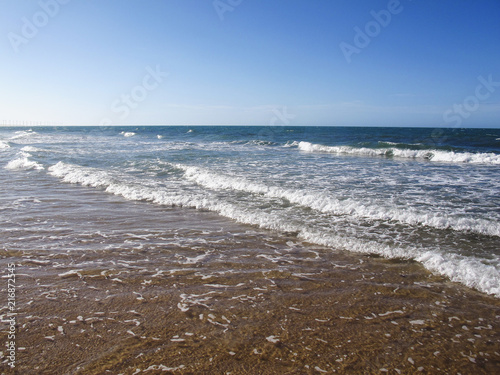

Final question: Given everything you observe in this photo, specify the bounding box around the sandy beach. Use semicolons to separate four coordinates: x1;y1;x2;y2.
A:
2;228;500;374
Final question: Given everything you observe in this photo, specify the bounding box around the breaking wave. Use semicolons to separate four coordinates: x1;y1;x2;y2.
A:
46;161;500;297
5;152;44;170
175;164;500;237
294;141;500;165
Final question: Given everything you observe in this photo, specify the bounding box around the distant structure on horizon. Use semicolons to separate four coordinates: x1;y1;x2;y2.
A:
0;120;63;126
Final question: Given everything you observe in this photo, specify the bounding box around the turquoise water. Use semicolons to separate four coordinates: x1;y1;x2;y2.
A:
1;126;499;296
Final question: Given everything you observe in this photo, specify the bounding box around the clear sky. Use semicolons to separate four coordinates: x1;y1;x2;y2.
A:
1;0;499;127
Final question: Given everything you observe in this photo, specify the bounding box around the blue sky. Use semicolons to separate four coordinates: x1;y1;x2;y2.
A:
1;0;499;127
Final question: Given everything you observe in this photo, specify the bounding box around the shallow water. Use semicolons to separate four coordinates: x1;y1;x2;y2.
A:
1;126;500;297
1;169;499;374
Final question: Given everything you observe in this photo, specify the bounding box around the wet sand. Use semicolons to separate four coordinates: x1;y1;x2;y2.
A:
2;233;500;374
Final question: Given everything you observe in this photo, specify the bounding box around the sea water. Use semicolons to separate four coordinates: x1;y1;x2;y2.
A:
1;126;499;297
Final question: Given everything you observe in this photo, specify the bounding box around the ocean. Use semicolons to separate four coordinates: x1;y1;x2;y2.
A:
1;126;500;297
2;126;500;373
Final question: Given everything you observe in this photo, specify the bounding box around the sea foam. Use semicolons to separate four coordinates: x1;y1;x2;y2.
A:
5;152;44;170
176;164;500;237
299;229;500;298
10;130;37;140
296;141;500;165
46;161;500;297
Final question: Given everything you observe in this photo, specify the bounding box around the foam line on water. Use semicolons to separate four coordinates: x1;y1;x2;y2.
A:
294;141;500;165
9;130;38;140
5;152;44;170
175;164;500;237
299;229;500;298
47;162;293;232
46;161;500;297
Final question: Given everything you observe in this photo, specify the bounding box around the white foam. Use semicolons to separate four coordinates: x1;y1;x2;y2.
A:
46;161;500;297
21;146;43;152
48;162;110;187
10;130;37;140
143;365;186;372
299;229;500;298
121;132;136;137
5;152;44;170
416;251;500;298
266;335;280;343
296;141;500;165
0;140;10;149
176;164;500;237
47;162;293;232
182;253;211;264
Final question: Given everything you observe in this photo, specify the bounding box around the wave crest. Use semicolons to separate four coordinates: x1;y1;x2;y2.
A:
296;141;500;165
176;164;500;237
5;152;44;170
46;161;500;297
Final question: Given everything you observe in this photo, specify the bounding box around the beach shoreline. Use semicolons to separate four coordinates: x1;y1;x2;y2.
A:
2;236;500;374
1;126;499;373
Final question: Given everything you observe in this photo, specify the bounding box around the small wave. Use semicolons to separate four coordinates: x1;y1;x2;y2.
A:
416;251;500;298
245;140;276;146
377;141;423;148
49;162;113;187
5;152;44;170
296;141;500;165
0;140;10;149
10;130;37;140
300;229;500;298
157;135;164;139
47;161;293;232
46;161;500;297
21;146;43;152
121;132;136;138
283;141;299;148
175;164;500;237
